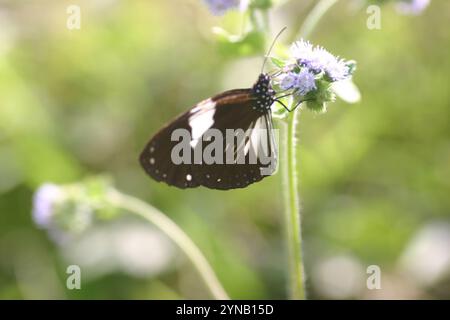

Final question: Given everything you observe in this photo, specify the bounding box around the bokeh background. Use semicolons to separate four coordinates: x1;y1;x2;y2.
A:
0;0;449;299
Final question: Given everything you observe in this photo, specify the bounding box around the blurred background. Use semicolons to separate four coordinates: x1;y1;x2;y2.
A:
0;0;449;299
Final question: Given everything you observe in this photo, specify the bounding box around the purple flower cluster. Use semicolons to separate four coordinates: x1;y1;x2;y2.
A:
276;39;352;98
290;39;350;82
280;69;317;95
32;183;63;228
396;0;430;15
204;0;240;16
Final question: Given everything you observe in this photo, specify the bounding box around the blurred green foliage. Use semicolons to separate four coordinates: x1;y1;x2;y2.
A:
0;0;449;299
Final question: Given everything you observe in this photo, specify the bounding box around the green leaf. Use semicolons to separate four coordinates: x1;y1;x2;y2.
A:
270;57;286;68
346;60;357;76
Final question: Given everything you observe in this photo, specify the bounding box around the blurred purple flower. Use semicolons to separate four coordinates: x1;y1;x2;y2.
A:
290;40;350;82
204;0;240;15
32;183;63;228
280;70;317;95
396;0;430;15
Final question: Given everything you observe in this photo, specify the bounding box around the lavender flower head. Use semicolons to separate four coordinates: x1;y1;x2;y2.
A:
33;183;63;228
280;69;317;96
290;40;350;82
204;0;241;15
290;39;314;66
396;0;430;15
272;39;357;114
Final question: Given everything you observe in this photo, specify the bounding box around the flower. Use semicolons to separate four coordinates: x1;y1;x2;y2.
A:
32;183;63;228
290;39;314;66
280;70;317;96
395;0;430;15
296;69;317;95
273;39;357;114
280;72;298;90
323;55;350;82
204;0;240;15
290;39;350;81
32;178;119;237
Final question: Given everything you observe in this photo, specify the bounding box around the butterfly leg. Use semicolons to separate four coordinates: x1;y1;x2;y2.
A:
274;99;303;113
275;92;294;100
274;99;291;112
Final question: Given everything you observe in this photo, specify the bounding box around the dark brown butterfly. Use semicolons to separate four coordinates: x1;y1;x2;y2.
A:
139;29;293;190
139;74;288;190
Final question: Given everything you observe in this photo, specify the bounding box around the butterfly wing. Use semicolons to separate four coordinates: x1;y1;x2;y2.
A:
140;89;277;190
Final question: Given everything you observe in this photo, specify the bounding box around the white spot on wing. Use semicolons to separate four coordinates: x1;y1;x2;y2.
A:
186;174;192;181
189;99;216;148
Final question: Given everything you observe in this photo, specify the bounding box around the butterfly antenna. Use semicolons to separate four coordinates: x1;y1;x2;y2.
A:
260;26;287;74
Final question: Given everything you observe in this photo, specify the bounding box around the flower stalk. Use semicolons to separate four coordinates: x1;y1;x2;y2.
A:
33;180;229;300
106;189;230;300
281;111;306;299
280;0;349;300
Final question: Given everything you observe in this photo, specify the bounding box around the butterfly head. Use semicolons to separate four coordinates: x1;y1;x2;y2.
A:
252;73;275;112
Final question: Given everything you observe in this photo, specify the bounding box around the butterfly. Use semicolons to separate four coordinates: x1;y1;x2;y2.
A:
140;29;294;190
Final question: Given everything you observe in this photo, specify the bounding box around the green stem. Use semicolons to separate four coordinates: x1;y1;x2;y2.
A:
106;189;229;300
282;0;340;300
298;0;340;39
282;111;305;300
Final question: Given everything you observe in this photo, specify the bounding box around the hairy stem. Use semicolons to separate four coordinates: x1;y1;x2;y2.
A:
281;110;306;300
106;189;229;300
282;0;340;300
